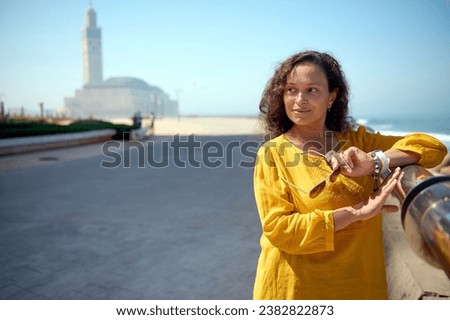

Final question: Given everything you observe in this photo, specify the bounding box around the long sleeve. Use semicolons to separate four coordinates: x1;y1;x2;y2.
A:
254;145;335;255
341;126;448;168
391;133;447;167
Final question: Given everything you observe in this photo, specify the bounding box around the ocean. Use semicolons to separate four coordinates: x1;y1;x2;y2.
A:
355;113;450;149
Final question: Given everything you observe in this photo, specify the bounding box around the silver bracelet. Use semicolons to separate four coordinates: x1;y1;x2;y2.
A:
369;150;382;191
373;149;390;173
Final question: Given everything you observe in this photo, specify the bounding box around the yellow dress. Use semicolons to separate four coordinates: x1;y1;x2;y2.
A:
253;126;447;300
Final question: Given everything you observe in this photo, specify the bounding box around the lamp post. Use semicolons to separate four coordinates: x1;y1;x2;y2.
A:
39;102;44;119
0;93;4;120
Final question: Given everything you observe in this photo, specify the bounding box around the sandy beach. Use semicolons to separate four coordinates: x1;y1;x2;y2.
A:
109;116;266;136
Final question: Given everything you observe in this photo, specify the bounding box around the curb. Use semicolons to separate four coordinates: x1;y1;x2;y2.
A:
0;129;116;156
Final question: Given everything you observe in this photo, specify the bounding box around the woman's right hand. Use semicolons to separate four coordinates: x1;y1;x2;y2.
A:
353;167;401;220
333;167;401;231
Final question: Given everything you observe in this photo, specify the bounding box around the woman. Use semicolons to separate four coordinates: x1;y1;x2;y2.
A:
253;50;447;299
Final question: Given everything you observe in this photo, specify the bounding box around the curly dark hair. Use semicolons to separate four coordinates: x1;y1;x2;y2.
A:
259;50;353;137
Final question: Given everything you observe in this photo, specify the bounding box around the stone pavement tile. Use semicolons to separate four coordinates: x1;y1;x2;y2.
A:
79;267;132;294
15;291;47;299
55;290;90;300
65;284;109;300
0;254;33;275
25;251;86;276
0;284;45;300
0;250;21;263
71;284;144;300
2;266;49;289
25;269;91;299
0;284;31;299
0;278;15;291
105;287;145;300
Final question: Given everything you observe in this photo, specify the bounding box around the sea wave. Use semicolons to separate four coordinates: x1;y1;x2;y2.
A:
357;117;450;149
374;130;450;149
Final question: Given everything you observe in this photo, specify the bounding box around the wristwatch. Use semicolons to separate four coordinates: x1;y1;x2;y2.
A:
369;149;390;191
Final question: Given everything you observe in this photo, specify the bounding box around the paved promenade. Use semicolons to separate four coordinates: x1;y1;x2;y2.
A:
0;135;264;299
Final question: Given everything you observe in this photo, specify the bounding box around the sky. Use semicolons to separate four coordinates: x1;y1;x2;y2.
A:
0;0;449;118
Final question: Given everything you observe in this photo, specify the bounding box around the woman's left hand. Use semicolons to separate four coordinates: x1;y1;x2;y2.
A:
329;147;374;177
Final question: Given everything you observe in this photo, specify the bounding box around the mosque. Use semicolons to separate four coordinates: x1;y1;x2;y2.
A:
64;5;178;119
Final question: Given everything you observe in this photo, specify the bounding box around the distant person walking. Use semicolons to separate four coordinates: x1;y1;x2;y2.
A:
133;111;142;128
149;112;155;130
253;50;447;299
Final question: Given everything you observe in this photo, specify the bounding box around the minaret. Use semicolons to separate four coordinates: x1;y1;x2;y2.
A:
82;4;103;86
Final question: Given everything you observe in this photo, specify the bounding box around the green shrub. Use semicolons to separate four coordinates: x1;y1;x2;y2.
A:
0;120;139;139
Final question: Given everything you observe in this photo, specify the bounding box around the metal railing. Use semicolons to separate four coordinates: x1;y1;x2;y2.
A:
390;165;450;278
